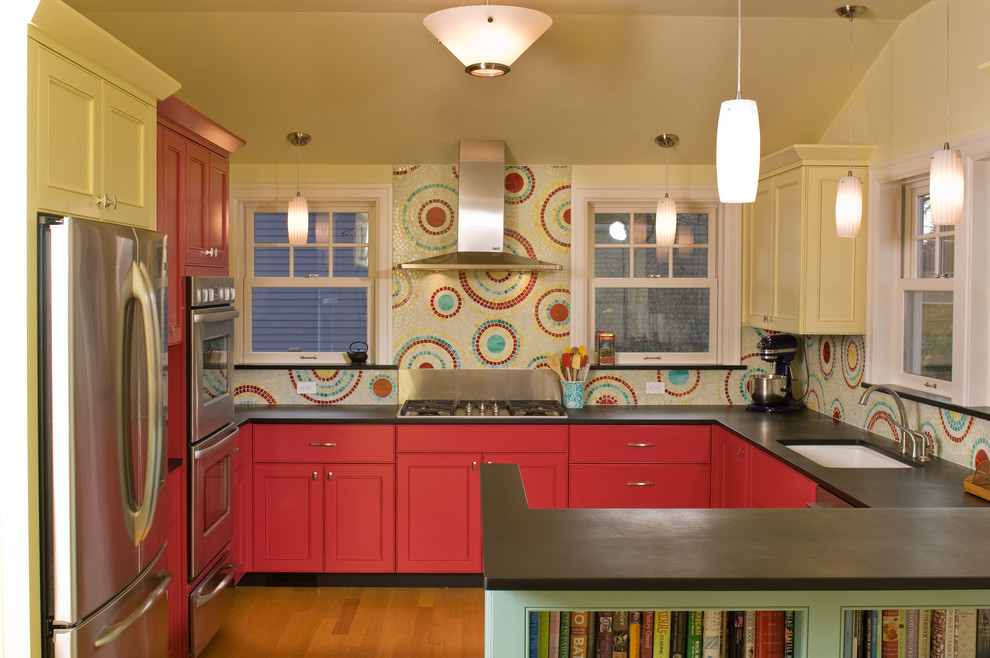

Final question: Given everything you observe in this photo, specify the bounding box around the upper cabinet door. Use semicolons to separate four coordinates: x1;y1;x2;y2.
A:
182;142;229;271
101;83;156;228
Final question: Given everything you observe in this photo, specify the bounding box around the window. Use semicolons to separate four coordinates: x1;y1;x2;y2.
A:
571;186;740;367
232;184;391;365
898;182;954;392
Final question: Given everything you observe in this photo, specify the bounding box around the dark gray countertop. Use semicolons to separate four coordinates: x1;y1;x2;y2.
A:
235;403;986;509
479;463;990;592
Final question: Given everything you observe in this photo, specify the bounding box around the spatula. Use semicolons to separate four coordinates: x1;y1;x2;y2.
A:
561;352;572;381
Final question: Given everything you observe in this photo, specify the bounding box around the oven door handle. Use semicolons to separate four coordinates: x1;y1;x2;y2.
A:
193;424;239;460
192;308;239;324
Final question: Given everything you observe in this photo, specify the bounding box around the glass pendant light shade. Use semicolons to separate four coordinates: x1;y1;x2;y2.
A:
835;174;863;238
930;145;964;226
656;195;677;247
716;98;761;203
287;192;309;245
423;5;552;77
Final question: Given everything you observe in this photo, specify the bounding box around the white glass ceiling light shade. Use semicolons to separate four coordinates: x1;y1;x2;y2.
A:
287;131;311;245
716;0;761;203
654;133;679;247
930;146;964;226
834;5;867;238
423;4;552;77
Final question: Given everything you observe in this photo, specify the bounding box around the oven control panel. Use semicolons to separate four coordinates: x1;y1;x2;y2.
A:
187;276;236;308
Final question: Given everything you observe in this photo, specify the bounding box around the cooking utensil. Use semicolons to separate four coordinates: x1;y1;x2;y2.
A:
346;341;369;364
561;352;572;381
747;373;788;406
546;356;565;382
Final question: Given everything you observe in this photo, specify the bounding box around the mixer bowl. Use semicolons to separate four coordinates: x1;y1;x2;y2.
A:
747;374;788;406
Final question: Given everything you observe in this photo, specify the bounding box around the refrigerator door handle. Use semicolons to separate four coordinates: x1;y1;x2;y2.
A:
118;259;165;546
92;569;172;649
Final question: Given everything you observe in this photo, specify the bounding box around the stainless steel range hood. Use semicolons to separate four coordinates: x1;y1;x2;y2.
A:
398;140;562;272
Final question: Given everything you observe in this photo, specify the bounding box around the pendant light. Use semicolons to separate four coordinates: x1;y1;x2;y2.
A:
834;5;867;238
287;132;311;245
930;0;964;226
655;134;679;247
716;0;761;204
423;2;552;77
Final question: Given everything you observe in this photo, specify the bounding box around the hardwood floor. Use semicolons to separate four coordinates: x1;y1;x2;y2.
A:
199;586;485;657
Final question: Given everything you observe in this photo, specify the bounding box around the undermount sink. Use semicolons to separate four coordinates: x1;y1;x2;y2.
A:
781;441;914;469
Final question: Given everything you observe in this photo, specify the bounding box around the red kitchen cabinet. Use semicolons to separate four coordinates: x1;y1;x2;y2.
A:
324;464;395;572
396;452;481;573
165;465;186;657
252;462;324;572
233;423;252;582
568;425;711;509
183;145;229;271
485;452;568;509
714;426;751;509
750;447;817;509
157;124;184;345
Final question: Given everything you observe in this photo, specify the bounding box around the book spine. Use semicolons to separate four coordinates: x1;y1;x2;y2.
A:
643;611;654;657
560;611;572;658
863;610;877;658
744;611;756;658
783;611;794;658
550;612;561;658
882;609;900;658
614;610;630;658
571;611;591;658
957;609;977;658
599;611;614;658
976;609;990;658
540;611;551;658
671;612;689;658
906;610;919;658
654;611;671;658
589;612;599;658
631;612;642;658
944;609;957;658
702;611;722;658
919;610;931;658
756;610;785;658
728;611;745;658
530;611;540;658
686;611;704;658
932;609;947;658
844;610;855;658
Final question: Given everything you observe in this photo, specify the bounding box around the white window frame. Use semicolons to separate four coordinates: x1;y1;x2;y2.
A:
230;183;392;366
571;185;741;366
866;131;990;406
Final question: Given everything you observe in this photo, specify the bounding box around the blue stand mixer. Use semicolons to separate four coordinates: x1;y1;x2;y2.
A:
746;333;802;413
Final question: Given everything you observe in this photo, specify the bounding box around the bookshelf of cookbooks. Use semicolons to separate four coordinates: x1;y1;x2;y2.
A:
484;591;990;658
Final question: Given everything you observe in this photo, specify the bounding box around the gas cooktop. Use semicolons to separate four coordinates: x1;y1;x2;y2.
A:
397;399;566;418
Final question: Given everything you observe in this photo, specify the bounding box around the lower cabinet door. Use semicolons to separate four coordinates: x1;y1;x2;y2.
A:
750;449;818;509
252;463;323;571
324;464;395;572
396;453;481;573
569;464;711;509
485;453;568;509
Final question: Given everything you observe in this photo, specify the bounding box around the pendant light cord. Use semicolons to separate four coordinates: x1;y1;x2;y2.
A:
944;0;951;148
736;0;742;99
664;144;670;197
847;10;854;173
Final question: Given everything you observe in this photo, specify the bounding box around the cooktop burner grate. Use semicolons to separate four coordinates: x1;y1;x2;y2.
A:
398;398;566;418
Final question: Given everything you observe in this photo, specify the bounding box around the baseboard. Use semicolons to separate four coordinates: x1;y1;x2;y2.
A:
238;572;484;588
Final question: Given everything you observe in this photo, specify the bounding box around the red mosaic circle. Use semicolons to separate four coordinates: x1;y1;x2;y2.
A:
418;199;455;235
540;185;572;247
371;378;393;398
234;385;277;404
534;288;570;338
505;172;525;194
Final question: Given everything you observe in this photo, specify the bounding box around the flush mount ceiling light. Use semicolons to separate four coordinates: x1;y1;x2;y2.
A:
930;0;964;226
834;5;867;238
715;0;761;204
655;133;679;247
287;131;310;245
423;2;552;77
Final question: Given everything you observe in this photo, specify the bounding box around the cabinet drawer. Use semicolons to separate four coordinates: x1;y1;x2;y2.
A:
253;424;394;463
396;425;567;453
569;464;710;509
569;425;710;463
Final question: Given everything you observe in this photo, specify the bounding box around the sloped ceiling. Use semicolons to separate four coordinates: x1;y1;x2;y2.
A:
62;0;928;166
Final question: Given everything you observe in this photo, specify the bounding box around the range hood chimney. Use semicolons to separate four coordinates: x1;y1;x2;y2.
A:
398;140;562;272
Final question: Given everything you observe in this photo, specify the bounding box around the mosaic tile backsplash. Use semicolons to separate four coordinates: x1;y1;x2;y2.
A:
232;162;988;472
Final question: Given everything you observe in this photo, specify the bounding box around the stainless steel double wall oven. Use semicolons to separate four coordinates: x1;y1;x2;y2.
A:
186;275;238;656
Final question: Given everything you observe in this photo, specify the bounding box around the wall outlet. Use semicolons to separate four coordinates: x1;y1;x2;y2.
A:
645;381;665;395
297;381;317;394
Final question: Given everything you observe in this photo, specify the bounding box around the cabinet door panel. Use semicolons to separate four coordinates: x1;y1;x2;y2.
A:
325;464;394;572
157;126;184;343
396;453;481;573
772;168;803;330
207;151;229;268
252;463;322;571
750;449;817;509
183;141;211;269
716;429;751;509
569;425;710;463
569;464;710;509
103;82;154;227
744;179;773;327
397;425;566;453
253;424;394;463
485;453;568;509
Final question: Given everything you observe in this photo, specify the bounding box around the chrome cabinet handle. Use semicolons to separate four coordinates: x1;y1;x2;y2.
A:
327;472;333;481
310;442;337;447
312;471;318;480
110;194;117;209
472;461;478;470
627;442;655;448
96;193;109;208
627;481;655;486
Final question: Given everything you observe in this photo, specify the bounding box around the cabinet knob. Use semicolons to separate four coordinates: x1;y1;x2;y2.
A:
738;449;746;457
312;472;318;480
110;195;117;210
472;461;478;470
327;472;333;481
95;193;108;208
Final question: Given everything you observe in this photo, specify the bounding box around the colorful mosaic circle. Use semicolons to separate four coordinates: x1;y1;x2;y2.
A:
971;438;990;470
830;398;846;420
471;319;521;368
819;338;834;379
585;376;638;405
290;369;363;405
430;286;463;319
369;374;395;400
394;336;460;369
233;384;276;405
841;336;864;389
534;288;570;338
804;373;824;412
864;403;899;441
504;166;535;205
392;267;414;310
939;410;973;443
458;268;537;311
399;183;458;251
540;185;572;248
664;369;701;398
919;418;941;456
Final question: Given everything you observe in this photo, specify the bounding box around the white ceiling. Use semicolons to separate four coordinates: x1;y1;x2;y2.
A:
62;0;930;166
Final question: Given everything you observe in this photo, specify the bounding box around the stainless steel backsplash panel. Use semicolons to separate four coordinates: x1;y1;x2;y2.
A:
398;369;560;403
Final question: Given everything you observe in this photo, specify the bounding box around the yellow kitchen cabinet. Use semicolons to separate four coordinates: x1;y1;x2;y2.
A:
742;144;873;335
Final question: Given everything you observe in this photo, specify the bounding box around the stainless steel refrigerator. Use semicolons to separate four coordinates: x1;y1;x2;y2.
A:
39;214;172;657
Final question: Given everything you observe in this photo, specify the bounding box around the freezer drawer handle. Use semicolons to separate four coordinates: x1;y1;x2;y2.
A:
193;563;236;609
93;570;172;648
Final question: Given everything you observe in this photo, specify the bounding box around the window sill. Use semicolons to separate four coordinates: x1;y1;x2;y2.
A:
589;364;747;371
860;382;990;422
235;363;399;370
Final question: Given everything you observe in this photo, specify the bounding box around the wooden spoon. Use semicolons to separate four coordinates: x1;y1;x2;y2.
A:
546;355;565;381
